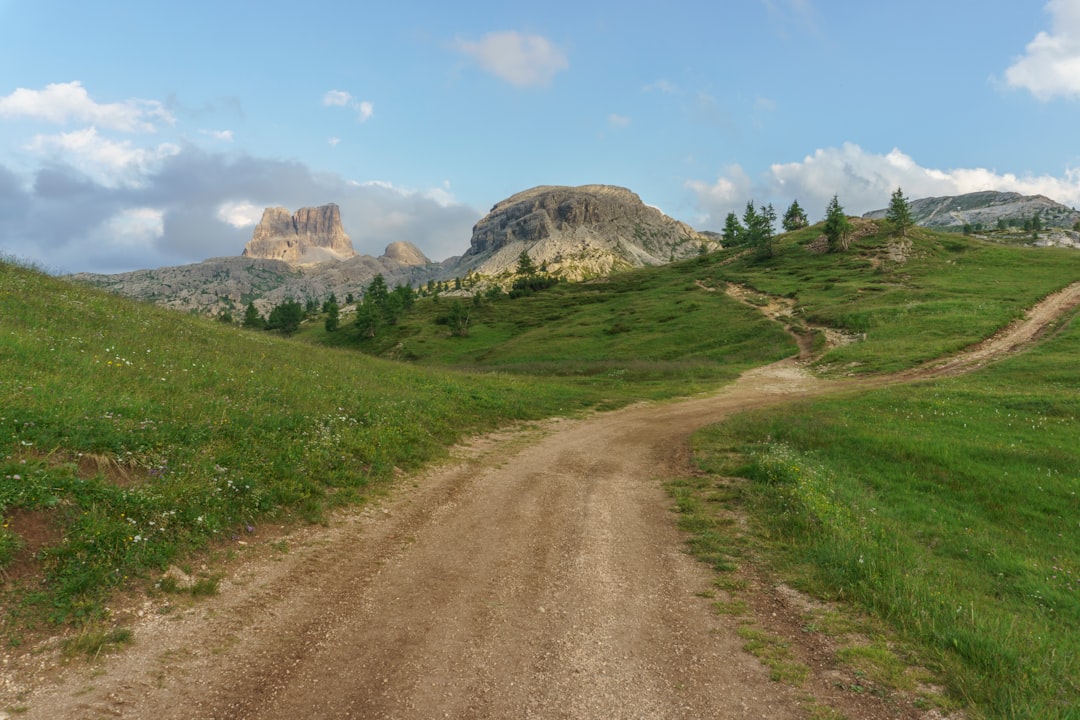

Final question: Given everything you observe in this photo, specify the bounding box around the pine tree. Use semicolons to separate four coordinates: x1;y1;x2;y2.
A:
242;302;265;330
742;201;775;260
266;299;303;334
722;212;743;245
355;275;390;337
823;195;852;252
516;250;537;277
885;187;913;237
448;300;470;337
782;200;809;231
324;298;340;332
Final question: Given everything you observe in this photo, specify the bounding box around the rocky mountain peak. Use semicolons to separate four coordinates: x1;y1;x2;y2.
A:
242;203;356;265
460;184;715;279
383;241;430;266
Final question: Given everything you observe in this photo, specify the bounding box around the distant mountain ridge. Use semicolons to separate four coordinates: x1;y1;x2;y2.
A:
863;191;1080;230
70;242;441;316
69;186;718;316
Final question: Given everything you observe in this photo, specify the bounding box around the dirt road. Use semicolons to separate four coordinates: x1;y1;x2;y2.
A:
7;282;1079;720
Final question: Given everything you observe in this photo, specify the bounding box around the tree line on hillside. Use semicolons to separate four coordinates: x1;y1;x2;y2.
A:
240;249;563;338
721;187;914;260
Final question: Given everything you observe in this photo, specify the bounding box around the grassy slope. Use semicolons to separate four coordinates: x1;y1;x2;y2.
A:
314;258;797;386
685;231;1080;716
2;223;1079;714
703;225;1080;374
0;262;642;628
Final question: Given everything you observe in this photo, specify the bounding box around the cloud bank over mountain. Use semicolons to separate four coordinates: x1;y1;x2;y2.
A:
687;144;1080;230
0;146;479;274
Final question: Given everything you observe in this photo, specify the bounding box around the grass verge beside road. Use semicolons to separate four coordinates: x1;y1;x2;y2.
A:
686;306;1080;717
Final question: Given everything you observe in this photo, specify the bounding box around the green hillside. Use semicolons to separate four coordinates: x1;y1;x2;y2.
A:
3;221;1079;715
315;221;1079;378
688;306;1080;717
315;259;797;382
0;261;671;629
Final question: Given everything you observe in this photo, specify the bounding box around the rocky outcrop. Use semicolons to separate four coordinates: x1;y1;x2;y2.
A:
863;191;1080;231
383;240;430;267
242;204;356;264
458;185;716;280
71;243;435;316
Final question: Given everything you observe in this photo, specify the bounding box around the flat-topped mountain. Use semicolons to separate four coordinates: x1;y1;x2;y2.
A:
242;204;356;264
456;185;717;279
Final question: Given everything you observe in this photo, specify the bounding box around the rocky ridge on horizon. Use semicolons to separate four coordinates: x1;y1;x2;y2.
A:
70;241;440;317
863;190;1080;232
68;185;719;316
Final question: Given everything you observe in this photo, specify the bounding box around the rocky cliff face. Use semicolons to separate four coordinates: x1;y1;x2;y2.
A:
458;185;715;279
242;204;356;264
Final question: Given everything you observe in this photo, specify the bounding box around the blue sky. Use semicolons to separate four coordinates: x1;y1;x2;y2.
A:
2;0;1079;273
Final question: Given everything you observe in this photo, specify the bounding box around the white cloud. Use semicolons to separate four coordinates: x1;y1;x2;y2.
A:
103;207;165;248
0;147;482;273
200;129;234;141
688;143;1080;229
216;201;264;228
685;165;753;219
358;178;459;208
0;81;173;132
608;113;631;128
323;90;374;122
328;136;341;146
323;90;352;107
1005;0;1080;100
454;31;569;87
643;79;678;94
423;180;457;208
26;127;180;188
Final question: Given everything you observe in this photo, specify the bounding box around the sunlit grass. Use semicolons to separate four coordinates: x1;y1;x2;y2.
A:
0;261;639;627
691;306;1080;717
313;258;797;383
706;226;1080;374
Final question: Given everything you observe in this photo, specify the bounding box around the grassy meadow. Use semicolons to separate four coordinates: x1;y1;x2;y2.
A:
2;219;1080;718
0;260;657;630
683;237;1080;716
700;225;1080;374
313;258;797;385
